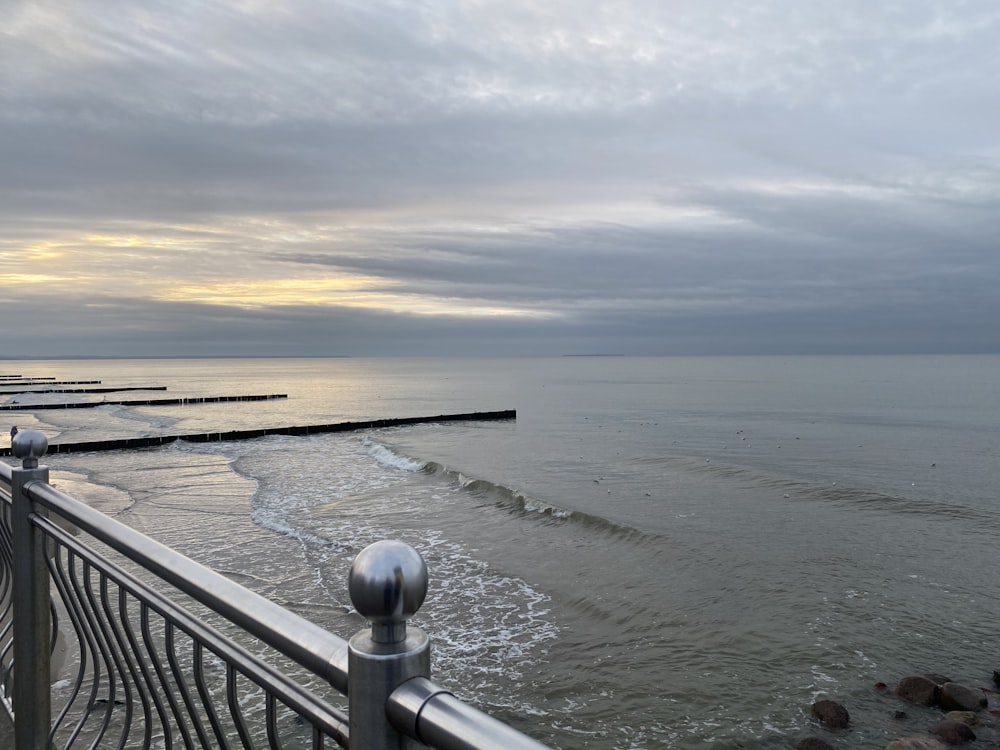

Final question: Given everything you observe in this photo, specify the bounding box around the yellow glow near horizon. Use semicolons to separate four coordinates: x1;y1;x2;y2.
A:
159;276;551;319
82;233;201;249
160;276;388;307
84;234;151;248
4;240;74;263
0;272;74;284
5;226;552;319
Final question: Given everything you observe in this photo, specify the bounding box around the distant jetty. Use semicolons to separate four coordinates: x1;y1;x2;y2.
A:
0;386;164;395
0;380;101;387
0;410;516;456
0;393;287;411
1;373;515;457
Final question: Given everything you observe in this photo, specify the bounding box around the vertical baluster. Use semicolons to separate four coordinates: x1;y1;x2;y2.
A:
79;561;120;746
140;605;190;748
97;577;143;749
265;693;280;748
0;504;13;696
64;553;107;741
193;641;232;748
226;664;253;747
164;620;215;747
119;590;172;745
46;546;91;745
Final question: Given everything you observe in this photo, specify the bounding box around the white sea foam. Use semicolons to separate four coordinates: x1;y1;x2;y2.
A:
96;401;180;430
362;437;425;472
180;433;561;714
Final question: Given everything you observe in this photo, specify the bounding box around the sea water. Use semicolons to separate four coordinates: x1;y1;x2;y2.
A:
2;355;998;749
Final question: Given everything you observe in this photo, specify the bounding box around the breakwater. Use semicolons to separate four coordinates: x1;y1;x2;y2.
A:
0;379;97;386
0;409;516;456
0;385;164;394
0;393;286;411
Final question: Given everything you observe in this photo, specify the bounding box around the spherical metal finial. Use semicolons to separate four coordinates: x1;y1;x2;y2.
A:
12;429;48;468
349;540;428;643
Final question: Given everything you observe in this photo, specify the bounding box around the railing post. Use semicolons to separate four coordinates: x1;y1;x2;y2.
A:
348;540;430;749
11;430;52;750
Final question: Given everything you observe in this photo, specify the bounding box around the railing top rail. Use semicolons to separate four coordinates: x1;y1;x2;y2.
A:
24;476;351;694
389;677;552;750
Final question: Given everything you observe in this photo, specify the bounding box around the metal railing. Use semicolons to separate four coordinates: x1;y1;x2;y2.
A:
0;430;552;749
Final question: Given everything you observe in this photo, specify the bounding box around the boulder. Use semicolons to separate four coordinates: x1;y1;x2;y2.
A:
896;676;940;707
885;736;946;750
992;670;1000;688
811;699;850;729
938;683;986;713
928;720;976;745
797;738;836;750
942;711;980;728
924;673;953;686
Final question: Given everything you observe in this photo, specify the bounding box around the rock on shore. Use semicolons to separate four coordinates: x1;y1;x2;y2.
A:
895;675;940;707
886;736;947;750
928;719;976;745
887;673;995;749
810;699;850;729
797;671;998;750
894;674;989;713
938;683;987;713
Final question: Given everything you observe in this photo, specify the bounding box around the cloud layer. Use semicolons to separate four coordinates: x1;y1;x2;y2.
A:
3;0;999;357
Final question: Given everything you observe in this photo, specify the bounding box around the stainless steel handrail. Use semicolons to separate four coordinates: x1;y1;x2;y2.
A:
389;677;552;750
0;430;556;749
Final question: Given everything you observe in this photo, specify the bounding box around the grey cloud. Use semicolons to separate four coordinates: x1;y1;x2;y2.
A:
5;281;994;360
3;0;999;357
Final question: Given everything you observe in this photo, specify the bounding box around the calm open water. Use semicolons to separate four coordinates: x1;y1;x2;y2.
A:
3;355;999;749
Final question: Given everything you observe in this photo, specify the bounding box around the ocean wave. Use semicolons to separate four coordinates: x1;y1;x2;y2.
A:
807;484;1000;527
366;437;655;543
250;506;349;551
361;436;426;472
443;466;657;543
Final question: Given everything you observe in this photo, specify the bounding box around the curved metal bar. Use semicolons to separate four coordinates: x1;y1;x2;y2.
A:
140;604;189;748
80;561;119;748
265;693;280;749
98;576;138;750
117;588;162;749
65;553;107;745
46;545;92;746
26;479;350;693
193;640;232;749
0;499;13;698
165;620;213;748
388;677;552;750
226;664;253;747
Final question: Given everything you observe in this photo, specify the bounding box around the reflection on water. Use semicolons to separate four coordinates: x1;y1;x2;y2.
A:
4;356;1000;749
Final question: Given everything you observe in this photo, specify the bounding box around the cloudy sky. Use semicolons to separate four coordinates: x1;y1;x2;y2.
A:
2;0;998;358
